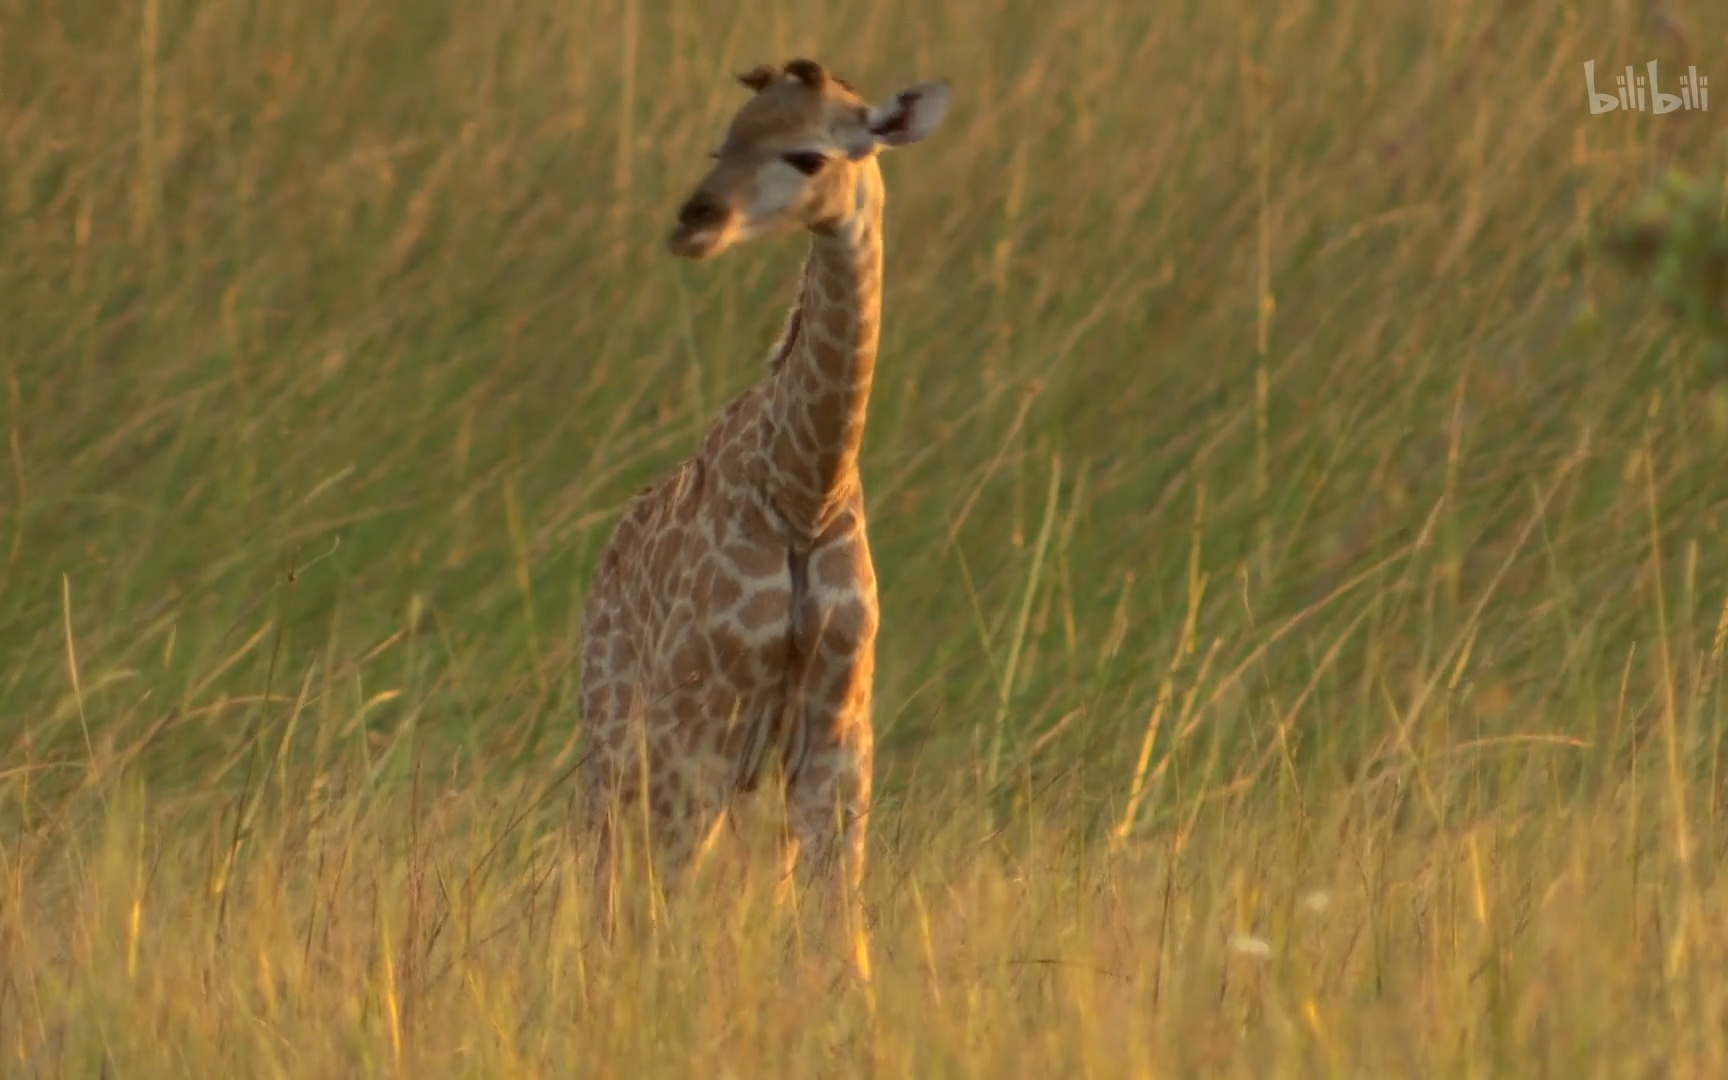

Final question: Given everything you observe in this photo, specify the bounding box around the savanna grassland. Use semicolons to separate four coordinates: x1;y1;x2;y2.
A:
3;0;1728;1074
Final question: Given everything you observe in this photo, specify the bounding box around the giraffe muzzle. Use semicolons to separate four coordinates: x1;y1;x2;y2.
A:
668;195;734;258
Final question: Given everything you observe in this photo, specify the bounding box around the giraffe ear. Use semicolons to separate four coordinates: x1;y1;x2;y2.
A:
865;80;951;148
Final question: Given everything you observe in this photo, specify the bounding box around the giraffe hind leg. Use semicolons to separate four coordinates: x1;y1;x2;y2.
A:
585;748;734;935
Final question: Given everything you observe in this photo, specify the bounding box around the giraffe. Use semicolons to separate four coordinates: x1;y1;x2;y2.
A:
575;59;951;937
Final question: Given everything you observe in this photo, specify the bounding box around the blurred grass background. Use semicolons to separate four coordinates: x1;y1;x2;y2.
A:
4;0;1728;1073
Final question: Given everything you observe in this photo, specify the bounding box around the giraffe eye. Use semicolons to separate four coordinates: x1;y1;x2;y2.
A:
782;151;829;176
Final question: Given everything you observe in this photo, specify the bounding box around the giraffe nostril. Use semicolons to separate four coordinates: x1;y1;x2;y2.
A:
678;196;728;229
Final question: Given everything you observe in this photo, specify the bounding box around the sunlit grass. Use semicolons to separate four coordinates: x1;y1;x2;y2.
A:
4;0;1728;1072
11;750;1728;1075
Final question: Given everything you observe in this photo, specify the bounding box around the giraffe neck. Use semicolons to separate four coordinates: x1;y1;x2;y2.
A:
760;164;886;539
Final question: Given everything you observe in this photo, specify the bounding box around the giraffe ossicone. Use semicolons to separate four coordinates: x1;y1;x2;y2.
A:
576;60;951;936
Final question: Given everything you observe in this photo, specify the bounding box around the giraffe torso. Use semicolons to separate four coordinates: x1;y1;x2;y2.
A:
577;383;873;831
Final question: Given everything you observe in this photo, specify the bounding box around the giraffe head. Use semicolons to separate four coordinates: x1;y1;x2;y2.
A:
668;59;950;260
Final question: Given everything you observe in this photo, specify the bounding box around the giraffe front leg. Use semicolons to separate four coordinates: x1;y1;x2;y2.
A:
780;681;874;905
780;666;875;989
779;521;879;983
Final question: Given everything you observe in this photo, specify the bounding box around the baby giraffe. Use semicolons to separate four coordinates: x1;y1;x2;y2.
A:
576;60;951;940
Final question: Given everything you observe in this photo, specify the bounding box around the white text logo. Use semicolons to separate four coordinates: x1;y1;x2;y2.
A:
1584;60;1708;114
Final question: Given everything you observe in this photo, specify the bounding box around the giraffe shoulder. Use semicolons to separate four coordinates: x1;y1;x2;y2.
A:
698;385;769;477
